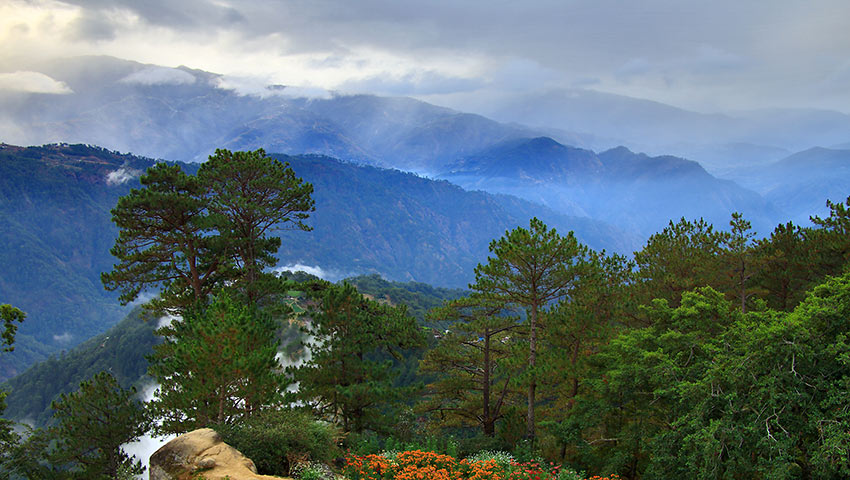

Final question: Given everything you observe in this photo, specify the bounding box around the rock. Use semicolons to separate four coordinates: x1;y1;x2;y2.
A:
149;428;288;480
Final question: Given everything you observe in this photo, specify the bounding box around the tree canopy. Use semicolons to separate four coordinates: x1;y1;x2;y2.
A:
102;149;314;312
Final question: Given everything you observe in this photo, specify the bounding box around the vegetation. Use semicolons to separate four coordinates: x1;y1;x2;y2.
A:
4;142;850;480
290;281;425;433
148;292;287;434
5;372;148;479
213;409;339;476
102;148;314;312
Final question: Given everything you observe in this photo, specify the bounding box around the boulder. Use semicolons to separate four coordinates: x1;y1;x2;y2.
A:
149;428;287;480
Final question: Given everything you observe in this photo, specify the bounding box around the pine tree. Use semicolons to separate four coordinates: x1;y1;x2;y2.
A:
471;217;589;440
291;282;424;433
47;372;149;479
420;295;520;437
148;292;286;434
199;149;314;301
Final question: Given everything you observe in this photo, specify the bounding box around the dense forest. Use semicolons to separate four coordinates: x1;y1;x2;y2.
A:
1;149;849;479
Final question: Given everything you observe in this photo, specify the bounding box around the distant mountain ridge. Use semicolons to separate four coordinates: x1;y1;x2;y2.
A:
723;147;850;225
2;56;846;236
0;143;634;380
440;137;780;236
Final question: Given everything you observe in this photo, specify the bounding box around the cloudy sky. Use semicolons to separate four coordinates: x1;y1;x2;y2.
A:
2;0;850;113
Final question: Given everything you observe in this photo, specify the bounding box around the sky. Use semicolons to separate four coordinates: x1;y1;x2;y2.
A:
2;0;850;114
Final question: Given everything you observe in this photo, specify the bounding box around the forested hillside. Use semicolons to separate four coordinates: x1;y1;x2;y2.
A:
2;143;849;479
0;143;632;380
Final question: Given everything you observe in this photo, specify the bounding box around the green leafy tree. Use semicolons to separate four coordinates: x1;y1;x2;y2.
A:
103;150;314;311
560;274;850;479
471;217;589;440
810;195;850;276
633;217;725;310
148;292;286;434
101;163;226;311
419;295;521;437
0;304;25;475
541;252;632;417
0;304;25;353
199;149;314;301
752;221;814;311
557;287;741;478
46;372;148;479
291;282;424;433
721;212;759;312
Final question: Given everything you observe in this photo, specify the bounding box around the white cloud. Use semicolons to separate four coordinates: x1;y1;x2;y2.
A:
214;75;330;99
120;66;196;85
123;382;175;477
0;71;72;94
52;332;73;343
275;263;347;281
156;314;180;328
106;166;142;185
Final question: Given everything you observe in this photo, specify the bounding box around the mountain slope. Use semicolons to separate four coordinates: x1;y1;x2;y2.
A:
724;147;850;224
0;143;634;380
441;138;780;236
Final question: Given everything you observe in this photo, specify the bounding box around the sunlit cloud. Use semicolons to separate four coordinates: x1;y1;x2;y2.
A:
120;66;196;86
0;71;72;94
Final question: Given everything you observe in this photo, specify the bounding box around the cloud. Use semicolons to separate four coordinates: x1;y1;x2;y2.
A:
120;66;196;85
105;165;142;185
214;75;331;99
339;69;484;96
4;0;850;113
0;71;73;94
157;314;180;328
64;9;117;42
53;332;73;343
123;381;176;475
275;263;349;282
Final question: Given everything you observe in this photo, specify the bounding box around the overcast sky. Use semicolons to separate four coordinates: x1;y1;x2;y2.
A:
2;0;850;113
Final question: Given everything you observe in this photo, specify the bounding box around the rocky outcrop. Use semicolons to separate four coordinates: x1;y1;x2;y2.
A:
149;428;287;480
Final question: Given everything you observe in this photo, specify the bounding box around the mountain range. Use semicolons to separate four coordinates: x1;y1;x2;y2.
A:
0;143;633;381
1;55;849;382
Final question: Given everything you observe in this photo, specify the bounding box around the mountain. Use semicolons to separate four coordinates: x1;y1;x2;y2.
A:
270;152;637;283
724;147;850;225
1;56;841;235
0;144;153;379
454;88;850;173
1;56;534;171
0;143;634;380
0;274;465;428
441;138;780;236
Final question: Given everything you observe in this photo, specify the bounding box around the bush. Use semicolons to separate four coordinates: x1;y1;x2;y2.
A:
457;435;511;459
213;408;339;476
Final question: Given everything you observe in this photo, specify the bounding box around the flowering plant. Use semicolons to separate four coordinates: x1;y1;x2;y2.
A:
343;450;618;480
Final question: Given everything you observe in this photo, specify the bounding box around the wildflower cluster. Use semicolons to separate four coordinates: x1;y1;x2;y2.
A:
343;450;619;480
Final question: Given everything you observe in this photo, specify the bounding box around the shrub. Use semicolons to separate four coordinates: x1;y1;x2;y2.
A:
213;408;339;475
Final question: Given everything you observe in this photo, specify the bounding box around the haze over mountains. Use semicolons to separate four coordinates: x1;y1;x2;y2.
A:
3;56;847;226
1;55;850;380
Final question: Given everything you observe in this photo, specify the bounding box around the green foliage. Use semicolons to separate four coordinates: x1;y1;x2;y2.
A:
102;162;221;311
560;273;850;479
420;294;521;437
633;217;725;309
45;371;149;479
213;408;339;476
291;281;425;434
200;148;315;301
472;217;591;439
103;148;314;312
346;273;467;325
0;305;25;353
1;307;158;427
148;292;286;434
